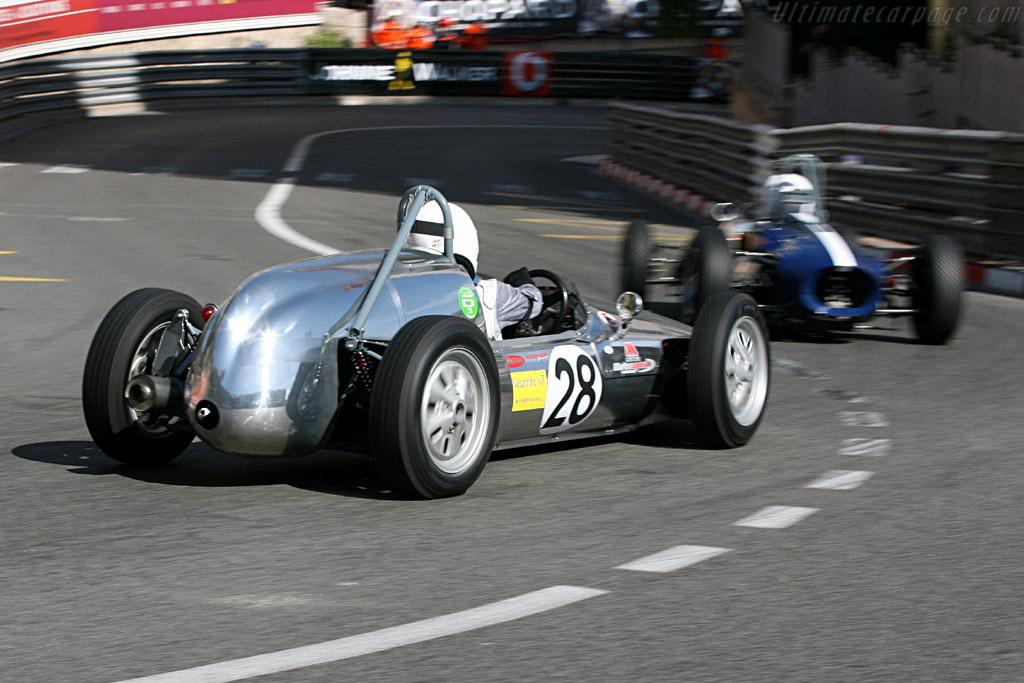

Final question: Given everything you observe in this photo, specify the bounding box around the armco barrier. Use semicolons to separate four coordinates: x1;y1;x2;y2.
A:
609;102;1024;260
0;48;703;140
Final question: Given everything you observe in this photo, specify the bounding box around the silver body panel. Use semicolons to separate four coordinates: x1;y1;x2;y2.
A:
186;249;482;456
185;250;693;458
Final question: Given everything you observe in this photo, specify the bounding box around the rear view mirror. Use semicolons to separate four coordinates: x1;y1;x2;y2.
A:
710;202;739;222
616;291;644;322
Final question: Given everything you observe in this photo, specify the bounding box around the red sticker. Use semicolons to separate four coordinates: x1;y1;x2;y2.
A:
505;355;526;368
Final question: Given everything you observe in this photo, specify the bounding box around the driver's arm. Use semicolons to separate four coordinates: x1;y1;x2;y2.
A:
495;267;543;329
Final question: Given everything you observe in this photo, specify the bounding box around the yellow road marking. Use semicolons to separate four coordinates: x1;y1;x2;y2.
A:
0;251;18;255
0;276;68;282
516;217;625;227
540;234;691;242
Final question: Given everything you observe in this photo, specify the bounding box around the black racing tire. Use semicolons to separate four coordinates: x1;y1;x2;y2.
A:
912;235;964;345
679;225;733;324
620;219;652;298
369;315;500;499
82;288;203;465
687;291;770;448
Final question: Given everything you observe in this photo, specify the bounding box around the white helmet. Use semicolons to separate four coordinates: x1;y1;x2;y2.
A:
405;200;480;278
763;173;818;221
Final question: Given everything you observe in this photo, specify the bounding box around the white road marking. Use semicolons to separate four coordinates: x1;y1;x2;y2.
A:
260;124;604;255
67;216;131;222
615;545;731;573
403;176;444;188
110;586;607;683
254;178;339;256
839;438;892;457
773;357;828;379
314;172;356;183
577;189;620;200
839;411;890;427
135;166;178;176
41;164;91;173
733;506;818;529
804;470;874;490
562;154;606;165
229;168;268;179
0;162;19;169
492;183;532;194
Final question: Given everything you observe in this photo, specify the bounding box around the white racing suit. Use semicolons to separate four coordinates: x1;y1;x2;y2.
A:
476;279;544;340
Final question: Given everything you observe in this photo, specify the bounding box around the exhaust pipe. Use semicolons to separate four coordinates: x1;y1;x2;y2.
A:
125;376;185;414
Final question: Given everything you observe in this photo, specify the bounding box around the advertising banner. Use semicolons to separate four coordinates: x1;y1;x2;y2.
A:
371;0;659;43
96;0;316;33
307;48;504;96
0;0;98;51
1;0;316;54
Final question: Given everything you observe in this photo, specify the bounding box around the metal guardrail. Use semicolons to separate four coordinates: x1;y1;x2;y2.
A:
610;102;775;202
0;48;703;141
610;102;1024;260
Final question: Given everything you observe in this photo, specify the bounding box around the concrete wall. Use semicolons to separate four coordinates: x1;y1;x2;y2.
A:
736;5;1024;132
790;43;1023;131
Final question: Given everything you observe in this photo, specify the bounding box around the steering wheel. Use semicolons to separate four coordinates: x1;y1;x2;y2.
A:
516;269;568;336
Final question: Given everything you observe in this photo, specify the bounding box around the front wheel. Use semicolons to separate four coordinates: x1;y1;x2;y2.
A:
912;235;964;345
687;292;770;448
82;288;203;465
679;225;733;324
369;316;500;499
620;219;652;298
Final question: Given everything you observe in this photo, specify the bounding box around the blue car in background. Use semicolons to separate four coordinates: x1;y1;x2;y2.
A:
622;154;964;344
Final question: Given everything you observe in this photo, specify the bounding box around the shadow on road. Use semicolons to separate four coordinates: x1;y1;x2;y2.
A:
10;440;412;500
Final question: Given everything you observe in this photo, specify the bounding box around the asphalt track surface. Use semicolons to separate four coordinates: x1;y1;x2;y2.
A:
1;104;1021;683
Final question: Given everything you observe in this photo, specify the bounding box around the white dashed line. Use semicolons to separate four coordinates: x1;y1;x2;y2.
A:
839;411;890;428
733;506;819;529
839;438;892;457
615;545;732;573
804;470;874;490
110;586;607;683
41;164;91;173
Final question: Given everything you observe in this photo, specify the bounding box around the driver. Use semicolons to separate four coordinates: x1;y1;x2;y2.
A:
405;200;543;340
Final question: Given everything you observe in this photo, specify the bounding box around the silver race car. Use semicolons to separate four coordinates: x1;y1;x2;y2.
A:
83;186;771;498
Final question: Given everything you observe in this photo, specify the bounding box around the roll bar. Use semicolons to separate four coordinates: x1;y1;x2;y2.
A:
343;185;454;350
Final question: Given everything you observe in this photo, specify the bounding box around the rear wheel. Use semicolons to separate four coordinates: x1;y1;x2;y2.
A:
82;288;202;465
912;235;964;345
679;225;733;324
620;219;652;298
369;316;500;499
687;292;770;448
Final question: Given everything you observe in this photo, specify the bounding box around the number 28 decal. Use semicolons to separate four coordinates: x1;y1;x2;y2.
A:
539;346;603;434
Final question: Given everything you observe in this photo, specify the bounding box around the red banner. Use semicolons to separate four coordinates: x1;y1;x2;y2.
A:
1;0;315;52
97;0;314;33
0;0;99;50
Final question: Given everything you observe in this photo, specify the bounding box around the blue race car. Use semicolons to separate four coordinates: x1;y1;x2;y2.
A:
622;154;964;344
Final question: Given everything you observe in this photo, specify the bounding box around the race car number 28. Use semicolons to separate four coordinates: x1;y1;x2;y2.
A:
539;346;603;434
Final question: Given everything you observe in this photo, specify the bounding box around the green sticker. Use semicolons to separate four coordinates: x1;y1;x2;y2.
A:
458;285;478;318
